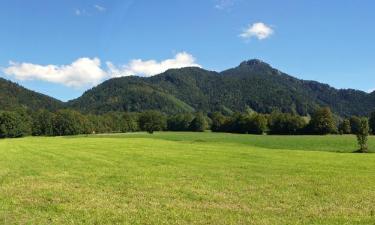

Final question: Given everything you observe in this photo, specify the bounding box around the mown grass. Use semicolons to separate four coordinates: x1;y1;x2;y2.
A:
0;133;374;224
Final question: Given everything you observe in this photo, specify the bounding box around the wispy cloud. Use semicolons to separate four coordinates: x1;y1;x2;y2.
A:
75;9;82;16
74;8;90;16
94;4;106;12
3;52;201;88
215;0;235;10
240;22;274;40
74;4;106;16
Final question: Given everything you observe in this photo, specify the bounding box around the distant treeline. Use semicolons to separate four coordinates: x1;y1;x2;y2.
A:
0;107;374;138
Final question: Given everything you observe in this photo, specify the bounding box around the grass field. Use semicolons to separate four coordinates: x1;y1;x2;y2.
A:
0;132;375;224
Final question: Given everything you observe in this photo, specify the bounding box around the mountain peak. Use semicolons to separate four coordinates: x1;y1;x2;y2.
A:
239;59;270;67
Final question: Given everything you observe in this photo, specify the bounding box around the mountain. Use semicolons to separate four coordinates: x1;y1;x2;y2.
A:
0;78;63;111
65;59;375;117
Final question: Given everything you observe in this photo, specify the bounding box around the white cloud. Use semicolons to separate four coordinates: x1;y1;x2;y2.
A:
3;58;107;88
3;52;201;88
107;52;201;77
240;22;274;40
94;4;106;12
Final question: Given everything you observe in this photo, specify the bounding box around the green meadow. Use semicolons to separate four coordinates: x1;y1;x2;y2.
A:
0;132;374;224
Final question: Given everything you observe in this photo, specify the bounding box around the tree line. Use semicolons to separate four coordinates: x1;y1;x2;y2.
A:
0;107;373;139
0;109;210;138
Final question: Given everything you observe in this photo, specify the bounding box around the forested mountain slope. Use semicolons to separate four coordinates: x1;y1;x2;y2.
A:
0;78;63;111
68;59;375;116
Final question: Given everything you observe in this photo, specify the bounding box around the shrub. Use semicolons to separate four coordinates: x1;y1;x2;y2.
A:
356;118;369;153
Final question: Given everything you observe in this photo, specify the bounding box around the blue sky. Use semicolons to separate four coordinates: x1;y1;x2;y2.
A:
1;0;374;101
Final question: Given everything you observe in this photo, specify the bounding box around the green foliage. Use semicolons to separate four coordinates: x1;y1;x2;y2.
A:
67;60;375;117
2;60;375;118
308;107;337;135
0;111;30;138
356;118;369;153
189;113;208;132
210;112;228;132
210;112;267;134
369;111;375;134
246;113;268;134
167;113;194;131
32;109;54;136
0;78;62;111
122;113;139;132
52;110;92;136
338;119;351;134
139;111;167;134
268;111;307;135
350;116;361;134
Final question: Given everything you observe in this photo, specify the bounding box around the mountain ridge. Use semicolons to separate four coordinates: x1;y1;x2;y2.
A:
67;59;375;116
0;77;63;111
0;59;374;117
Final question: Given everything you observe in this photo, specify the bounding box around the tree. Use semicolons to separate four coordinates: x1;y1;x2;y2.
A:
308;107;336;135
139;111;166;134
246;113;268;134
350;116;361;134
189;113;208;132
167;113;194;131
53;110;91;136
338;119;351;134
32;109;54;136
122;113;139;132
369;111;375;134
356;118;369;153
210;112;228;132
0;111;30;138
268;111;306;135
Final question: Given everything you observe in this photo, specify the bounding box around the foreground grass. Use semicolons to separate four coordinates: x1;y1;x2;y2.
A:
0;133;374;224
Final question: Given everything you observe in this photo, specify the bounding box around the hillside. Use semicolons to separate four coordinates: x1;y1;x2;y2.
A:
0;78;62;111
68;59;375;116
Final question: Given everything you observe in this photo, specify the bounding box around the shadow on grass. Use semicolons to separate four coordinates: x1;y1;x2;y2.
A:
353;149;374;154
